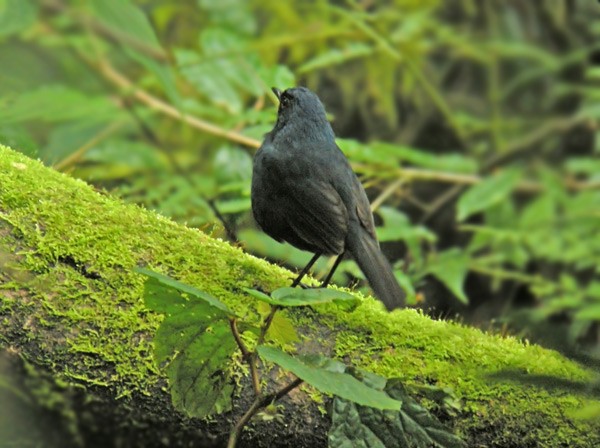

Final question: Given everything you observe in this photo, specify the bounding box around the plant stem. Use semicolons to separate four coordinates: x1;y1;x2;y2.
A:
226;378;303;448
229;319;261;396
257;306;279;346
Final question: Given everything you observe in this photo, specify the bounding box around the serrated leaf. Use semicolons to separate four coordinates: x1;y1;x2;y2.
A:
137;267;234;315
137;268;237;418
163;319;236;417
329;379;465;448
425;249;469;304
257;346;401;411
457;169;521;221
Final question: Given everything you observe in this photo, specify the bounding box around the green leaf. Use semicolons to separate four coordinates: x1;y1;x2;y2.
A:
0;86;121;125
565;157;600;177
137;268;237;418
456;169;521;221
162;318;236;417
199;0;257;35
267;313;299;345
214;197;251;214
371;142;478;174
176;48;242;114
257;346;402;411
244;287;273;303
395;270;417;305
425;249;469;304
90;0;162;52
0;0;37;37
136;267;234;315
298;43;374;73
329;379;466;448
376;207;436;268
244;287;359;308
126;50;181;106
519;194;555;229
213;145;253;184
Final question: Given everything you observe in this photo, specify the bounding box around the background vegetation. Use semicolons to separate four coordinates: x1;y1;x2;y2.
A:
1;0;599;368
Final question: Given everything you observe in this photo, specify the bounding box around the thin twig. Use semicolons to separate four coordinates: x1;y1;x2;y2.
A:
227;378;304;448
96;59;261;149
483;115;591;172
229;319;250;358
229;319;261;396
53;121;124;171
370;178;405;212
257;306;279;347
87;52;599;195
207;199;240;243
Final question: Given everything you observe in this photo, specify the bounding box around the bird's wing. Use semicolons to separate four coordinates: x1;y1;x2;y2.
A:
351;175;378;242
281;177;348;255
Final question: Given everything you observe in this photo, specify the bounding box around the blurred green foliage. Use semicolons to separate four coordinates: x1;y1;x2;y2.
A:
1;0;599;358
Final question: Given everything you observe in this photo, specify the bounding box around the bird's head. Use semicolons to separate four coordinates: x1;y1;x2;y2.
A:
271;86;330;130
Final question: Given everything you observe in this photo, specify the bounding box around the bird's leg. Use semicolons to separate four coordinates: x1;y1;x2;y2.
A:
320;252;345;287
291;252;321;287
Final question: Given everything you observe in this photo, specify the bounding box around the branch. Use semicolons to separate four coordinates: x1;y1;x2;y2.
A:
96;60;261;149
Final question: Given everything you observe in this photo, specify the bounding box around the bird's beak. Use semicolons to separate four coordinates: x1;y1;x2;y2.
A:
271;87;282;100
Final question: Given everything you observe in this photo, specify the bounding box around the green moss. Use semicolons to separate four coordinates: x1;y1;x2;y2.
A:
1;144;599;447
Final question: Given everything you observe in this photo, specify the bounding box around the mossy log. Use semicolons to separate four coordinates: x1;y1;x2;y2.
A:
0;144;598;447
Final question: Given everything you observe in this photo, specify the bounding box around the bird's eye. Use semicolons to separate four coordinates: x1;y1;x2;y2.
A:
280;95;291;107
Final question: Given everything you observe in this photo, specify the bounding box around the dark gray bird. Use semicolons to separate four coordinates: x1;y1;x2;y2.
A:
251;86;405;310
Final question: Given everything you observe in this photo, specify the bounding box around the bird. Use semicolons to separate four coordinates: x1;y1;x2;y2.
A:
251;86;405;310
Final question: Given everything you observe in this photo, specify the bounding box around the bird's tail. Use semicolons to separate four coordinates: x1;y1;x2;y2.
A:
346;224;405;310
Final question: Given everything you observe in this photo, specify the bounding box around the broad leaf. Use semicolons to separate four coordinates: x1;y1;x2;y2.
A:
329;379;466;448
161;318;236;417
456;169;521;221
376;207;436;269
268;314;300;345
126;50;181;106
298;43;373;73
425;249;469;304
0;0;37;37
257;346;402;411
90;0;162;52
137;267;234;315
137;268;237;417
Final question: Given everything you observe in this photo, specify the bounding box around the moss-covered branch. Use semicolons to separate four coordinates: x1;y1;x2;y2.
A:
0;144;598;447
